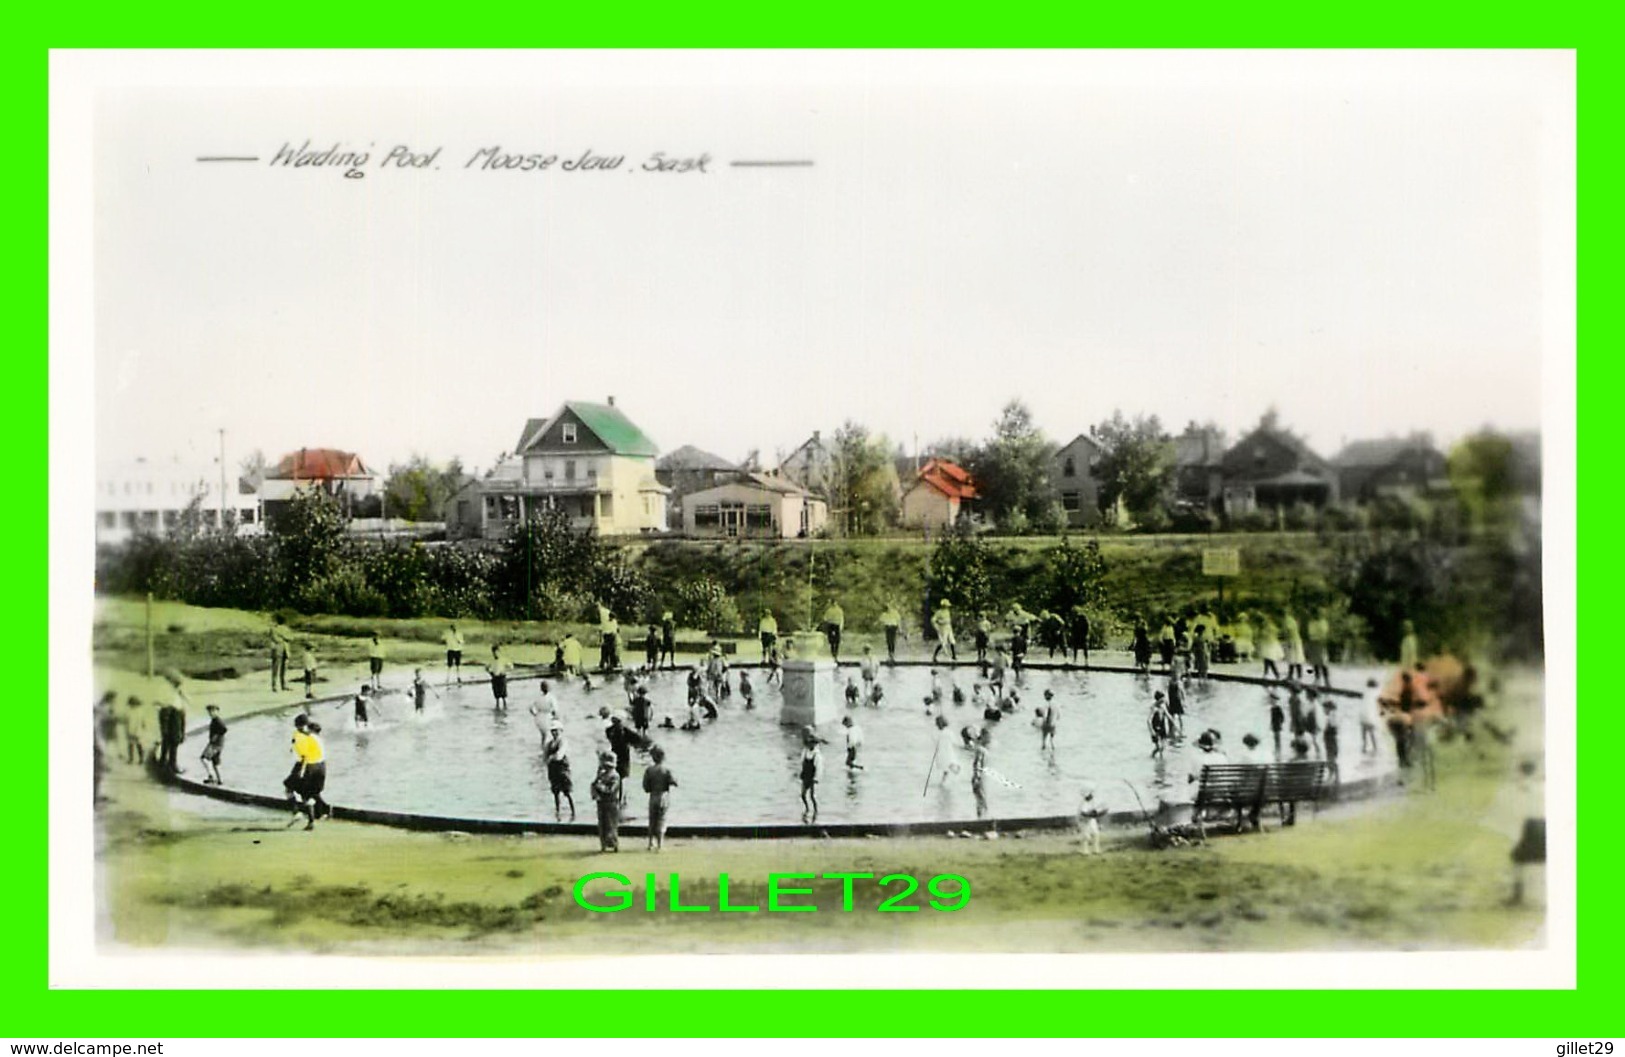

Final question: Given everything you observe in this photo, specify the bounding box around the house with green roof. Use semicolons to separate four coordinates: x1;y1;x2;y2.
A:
478;397;669;536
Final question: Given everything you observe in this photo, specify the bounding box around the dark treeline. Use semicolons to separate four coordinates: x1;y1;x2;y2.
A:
96;487;1541;665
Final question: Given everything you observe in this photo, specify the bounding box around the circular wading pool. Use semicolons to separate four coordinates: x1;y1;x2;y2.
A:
209;665;1397;828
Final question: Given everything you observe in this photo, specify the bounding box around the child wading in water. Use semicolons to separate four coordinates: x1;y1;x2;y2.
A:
799;726;824;822
543;720;575;820
1148;692;1173;757
349;684;371;729
842;715;864;770
590;751;622;852
642;745;677;851
488;645;511;712
411;668;437;715
199;705;227;785
301;643;318;700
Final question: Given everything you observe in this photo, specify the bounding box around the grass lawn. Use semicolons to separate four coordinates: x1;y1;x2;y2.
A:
92;595;1546;955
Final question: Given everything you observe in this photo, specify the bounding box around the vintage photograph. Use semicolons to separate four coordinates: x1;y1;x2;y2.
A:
77;50;1567;971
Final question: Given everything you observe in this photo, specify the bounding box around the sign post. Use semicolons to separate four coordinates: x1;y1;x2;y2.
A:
1201;547;1241;605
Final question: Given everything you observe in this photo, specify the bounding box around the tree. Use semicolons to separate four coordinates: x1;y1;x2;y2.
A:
923;435;981;468
1089;410;1175;524
1447;429;1519;529
268;489;349;601
1039;536;1108;615
383;454;467;522
829;421;900;536
239;448;269;488
926;525;995;620
971;400;1058;532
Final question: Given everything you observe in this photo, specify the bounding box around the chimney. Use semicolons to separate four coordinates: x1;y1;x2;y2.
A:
812;430;821;442
607;395;615;407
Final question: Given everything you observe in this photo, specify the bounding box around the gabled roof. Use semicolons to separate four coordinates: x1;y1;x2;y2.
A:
1224;425;1329;471
658;445;739;472
1332;436;1439;468
909;458;977;501
514;417;550;454
1173;426;1225;468
1056;433;1102;458
689;472;816;501
519;401;660;458
779;431;835;468
741;472;814;496
268;448;372;480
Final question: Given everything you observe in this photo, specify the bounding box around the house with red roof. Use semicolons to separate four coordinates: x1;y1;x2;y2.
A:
478;398;669;536
258;447;378;521
900;458;978;530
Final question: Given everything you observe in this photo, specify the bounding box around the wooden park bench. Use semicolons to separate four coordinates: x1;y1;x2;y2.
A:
1191;761;1331;840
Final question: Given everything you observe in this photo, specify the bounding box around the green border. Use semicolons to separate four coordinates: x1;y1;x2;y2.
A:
28;18;1595;1038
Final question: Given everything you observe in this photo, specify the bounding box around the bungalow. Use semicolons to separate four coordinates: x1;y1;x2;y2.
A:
1219;416;1339;513
900;458;977;531
683;473;828;539
478;398;668;537
1051;434;1103;527
1332;435;1449;503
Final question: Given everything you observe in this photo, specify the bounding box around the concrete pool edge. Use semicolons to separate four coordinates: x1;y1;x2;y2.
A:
158;766;1401;840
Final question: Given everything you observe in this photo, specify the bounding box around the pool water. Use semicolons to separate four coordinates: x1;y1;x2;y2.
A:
216;666;1394;826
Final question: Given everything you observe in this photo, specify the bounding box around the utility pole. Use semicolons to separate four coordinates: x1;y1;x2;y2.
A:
218;428;227;530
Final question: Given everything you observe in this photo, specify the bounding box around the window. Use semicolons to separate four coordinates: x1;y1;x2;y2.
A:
121;511;138;528
1061;491;1081;512
562;422;577;444
694;504;720;529
746;504;773;530
565;460;577;482
241;508;256;524
1063;458;1076;478
601;494;614;518
97;511;115;528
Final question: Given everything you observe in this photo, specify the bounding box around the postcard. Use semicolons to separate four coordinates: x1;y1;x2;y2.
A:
51;48;1575;989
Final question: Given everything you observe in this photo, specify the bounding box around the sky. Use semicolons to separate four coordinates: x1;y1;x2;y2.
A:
91;51;1569;478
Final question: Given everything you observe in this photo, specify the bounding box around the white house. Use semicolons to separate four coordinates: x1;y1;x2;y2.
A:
479;399;669;537
683;473;827;539
96;457;261;545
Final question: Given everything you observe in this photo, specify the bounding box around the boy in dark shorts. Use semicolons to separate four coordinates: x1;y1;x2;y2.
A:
443;623;465;684
200;704;227;785
799;726;824;822
367;632;386;691
630;683;653;734
642;745;677;851
488;645;511;712
411;668;434;714
659;611;677;670
350;684;371;728
1269;691;1286;757
645;624;660;669
543;720;574;820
